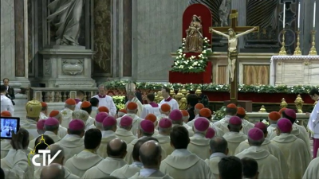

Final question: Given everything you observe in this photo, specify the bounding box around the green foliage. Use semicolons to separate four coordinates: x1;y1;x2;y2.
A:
112;96;125;110
213;106;226;121
104;81;318;94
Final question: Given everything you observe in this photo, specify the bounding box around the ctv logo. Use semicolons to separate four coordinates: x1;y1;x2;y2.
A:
31;150;62;166
28;135;61;166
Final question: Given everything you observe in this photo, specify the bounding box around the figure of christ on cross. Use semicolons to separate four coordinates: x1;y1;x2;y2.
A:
209;10;259;103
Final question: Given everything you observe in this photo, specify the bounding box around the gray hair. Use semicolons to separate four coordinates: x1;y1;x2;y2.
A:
210;137;228;153
47;144;64;162
44;125;59;132
95;121;103;129
72;110;89;122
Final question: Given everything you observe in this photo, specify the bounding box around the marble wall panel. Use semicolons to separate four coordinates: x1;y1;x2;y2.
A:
133;0;189;82
0;0;15;79
14;0;25;77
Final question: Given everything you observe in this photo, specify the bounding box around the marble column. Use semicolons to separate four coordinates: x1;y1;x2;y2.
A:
1;0;29;87
132;0;189;82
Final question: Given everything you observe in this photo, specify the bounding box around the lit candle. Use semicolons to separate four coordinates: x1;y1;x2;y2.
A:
298;2;301;29
313;1;316;28
283;3;286;28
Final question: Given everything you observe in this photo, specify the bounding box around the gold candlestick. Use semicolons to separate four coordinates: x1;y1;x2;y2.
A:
294;30;302;55
309;30;318;55
279;30;287;55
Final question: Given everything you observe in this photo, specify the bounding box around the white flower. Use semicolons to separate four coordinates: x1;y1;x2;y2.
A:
194;61;198;65
189;66;193;69
202;50;206;53
204;37;207;40
174;62;178;65
179;65;184;68
183;54;186;57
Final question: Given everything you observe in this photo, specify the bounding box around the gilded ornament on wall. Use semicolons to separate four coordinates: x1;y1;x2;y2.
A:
93;0;111;73
184;15;204;52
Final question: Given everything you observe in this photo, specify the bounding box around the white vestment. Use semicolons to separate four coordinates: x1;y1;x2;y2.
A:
235;138;289;178
115;127;137;144
302;157;319;179
236;146;283;179
34;165;79;179
205;153;226;179
187;133;210;160
125;97;144;117
56;134;84;162
0;94;14;116
129;169;173;179
160;149;214;179
60;108;74;128
29;131;61;149
156;114;169;122
153;134;174;156
266;124;277;140
90;107;98;119
117;113;142;136
39;112;48;120
1;139;11;159
82;157;126;179
1;149;31;179
65;150;103;178
85;116;95;130
92;95;117;116
159;98;179;110
97;130;117;158
111;162;143;179
141;104;160;119
223;132;247;156
271;133;311;179
58;125;68;139
241;119;254;135
213;115;232;134
291;123;311;156
21;118;38;140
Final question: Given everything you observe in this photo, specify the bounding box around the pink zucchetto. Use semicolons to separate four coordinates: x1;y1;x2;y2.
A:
205;127;216;139
254;122;267;133
283;109;296;120
248;128;264;141
37;120;46;130
194;117;210;132
44;117;59;126
277;118;292;133
140;120;155;133
69;119;85;130
95;112;108;123
159;118;172;129
229;116;242;125
120;116;133;127
102;116;117;127
169;109;183;121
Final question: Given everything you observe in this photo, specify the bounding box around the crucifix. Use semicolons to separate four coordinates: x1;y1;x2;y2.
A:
209;10;259;103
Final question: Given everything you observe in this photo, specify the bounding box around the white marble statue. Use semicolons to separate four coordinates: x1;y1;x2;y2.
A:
47;0;84;45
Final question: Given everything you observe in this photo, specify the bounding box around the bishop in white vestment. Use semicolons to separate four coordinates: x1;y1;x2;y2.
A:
160;125;213;179
82;138;127;179
222;116;247;155
118;102;143;136
213;103;238;134
271;118;311;179
236;128;283;179
153;118;174;156
65;128;103;178
49;110;68;138
60;98;77;128
302;157;319;179
115;116;137;144
97;116;117;158
266;111;281;140
236;107;254;135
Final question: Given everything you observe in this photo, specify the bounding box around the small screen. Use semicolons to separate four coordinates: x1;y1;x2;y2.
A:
0;117;20;139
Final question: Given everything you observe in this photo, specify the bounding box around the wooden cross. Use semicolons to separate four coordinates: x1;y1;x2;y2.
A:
209;10;259;103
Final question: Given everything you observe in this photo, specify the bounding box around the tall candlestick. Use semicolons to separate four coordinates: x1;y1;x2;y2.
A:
313;1;316;28
283;3;286;28
298;2;301;29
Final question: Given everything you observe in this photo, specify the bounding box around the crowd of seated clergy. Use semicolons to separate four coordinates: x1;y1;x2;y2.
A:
1;86;319;179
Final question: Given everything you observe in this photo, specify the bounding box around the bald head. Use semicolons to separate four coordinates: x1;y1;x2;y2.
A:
210;137;228;154
40;163;65;179
107;138;127;158
139;140;162;169
47;144;64;165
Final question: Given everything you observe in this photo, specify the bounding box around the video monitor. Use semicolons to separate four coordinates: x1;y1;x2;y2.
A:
0;117;20;139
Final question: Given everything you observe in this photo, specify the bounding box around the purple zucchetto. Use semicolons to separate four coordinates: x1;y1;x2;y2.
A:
140;120;155;133
120;116;133;127
102;116;117;127
229;116;242;125
205;127;216;139
248;128;264;141
194;117;210;132
44;117;59;126
277;118;292;133
69;119;85;130
95;112;108;123
37;120;46;130
158;118;172;129
169;109;183;121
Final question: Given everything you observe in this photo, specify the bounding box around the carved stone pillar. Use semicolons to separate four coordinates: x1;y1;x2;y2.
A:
1;0;30;88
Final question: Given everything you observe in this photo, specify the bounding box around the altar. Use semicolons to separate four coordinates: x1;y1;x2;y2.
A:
270;55;319;86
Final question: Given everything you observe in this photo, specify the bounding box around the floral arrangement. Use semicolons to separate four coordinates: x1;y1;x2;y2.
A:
112;96;125;110
170;37;211;73
212;106;226;121
104;80;318;94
